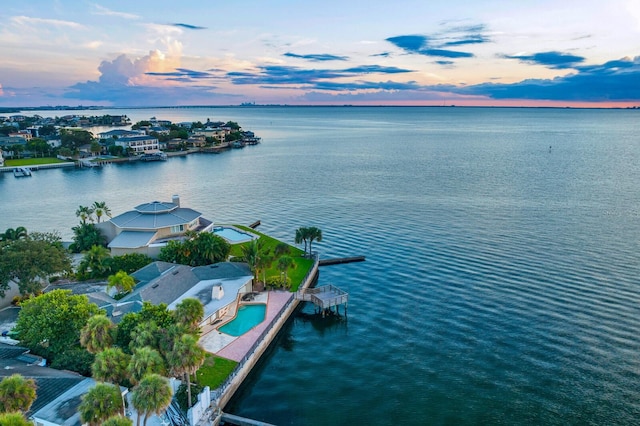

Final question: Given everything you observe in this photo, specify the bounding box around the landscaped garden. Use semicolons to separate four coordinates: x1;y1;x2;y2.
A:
231;225;316;291
195;354;238;389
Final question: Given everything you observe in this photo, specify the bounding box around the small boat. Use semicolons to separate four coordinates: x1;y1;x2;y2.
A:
13;167;32;177
140;152;167;161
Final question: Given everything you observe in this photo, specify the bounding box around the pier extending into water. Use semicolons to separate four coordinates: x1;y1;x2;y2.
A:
219;412;276;426
319;255;365;266
296;284;348;316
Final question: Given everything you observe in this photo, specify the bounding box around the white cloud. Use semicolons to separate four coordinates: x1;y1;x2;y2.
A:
92;4;140;20
142;23;183;37
85;41;103;49
11;16;85;30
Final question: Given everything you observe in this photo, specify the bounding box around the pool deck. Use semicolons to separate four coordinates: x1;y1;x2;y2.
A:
199;291;294;362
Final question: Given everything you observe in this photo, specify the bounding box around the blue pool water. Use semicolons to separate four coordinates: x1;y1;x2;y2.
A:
212;226;256;243
219;304;266;336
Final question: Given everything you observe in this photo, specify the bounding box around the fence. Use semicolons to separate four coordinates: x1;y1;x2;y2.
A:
209;254;319;406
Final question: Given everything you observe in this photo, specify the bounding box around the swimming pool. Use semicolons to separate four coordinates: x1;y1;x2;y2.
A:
218;304;266;336
212;226;257;243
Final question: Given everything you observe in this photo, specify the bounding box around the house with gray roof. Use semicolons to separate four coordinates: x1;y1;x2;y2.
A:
97;129;144;140
0;342;97;426
97;195;214;258
109;261;253;326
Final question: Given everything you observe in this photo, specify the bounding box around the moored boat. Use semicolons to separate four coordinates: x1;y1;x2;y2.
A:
140;152;168;161
13;167;32;177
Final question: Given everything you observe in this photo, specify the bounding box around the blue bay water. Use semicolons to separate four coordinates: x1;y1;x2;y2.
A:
2;107;640;425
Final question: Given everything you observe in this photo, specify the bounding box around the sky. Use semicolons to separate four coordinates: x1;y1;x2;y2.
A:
1;0;639;107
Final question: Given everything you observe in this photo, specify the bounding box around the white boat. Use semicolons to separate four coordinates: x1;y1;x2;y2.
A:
140;152;167;161
13;167;32;177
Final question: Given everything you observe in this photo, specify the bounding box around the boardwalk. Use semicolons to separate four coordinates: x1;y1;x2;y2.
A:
295;284;348;312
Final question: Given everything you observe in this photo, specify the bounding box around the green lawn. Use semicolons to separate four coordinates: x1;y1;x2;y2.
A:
195;354;238;389
5;157;68;166
229;225;314;291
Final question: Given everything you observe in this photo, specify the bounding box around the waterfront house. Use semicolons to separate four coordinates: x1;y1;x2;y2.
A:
188;134;207;147
97;195;214;258
0;136;28;154
115;134;160;154
8;130;32;141
193;127;227;142
99;261;253;326
97;129;143;140
148;125;170;136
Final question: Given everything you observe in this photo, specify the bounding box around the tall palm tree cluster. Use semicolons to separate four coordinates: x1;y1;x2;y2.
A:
79;298;207;426
241;239;297;290
294;226;323;258
75;201;112;224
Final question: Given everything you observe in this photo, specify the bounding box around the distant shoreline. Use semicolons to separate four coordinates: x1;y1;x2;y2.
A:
2;104;639;114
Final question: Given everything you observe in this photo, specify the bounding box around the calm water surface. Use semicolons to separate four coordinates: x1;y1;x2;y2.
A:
2;107;640;425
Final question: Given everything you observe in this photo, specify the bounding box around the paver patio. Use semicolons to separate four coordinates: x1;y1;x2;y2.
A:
200;290;293;362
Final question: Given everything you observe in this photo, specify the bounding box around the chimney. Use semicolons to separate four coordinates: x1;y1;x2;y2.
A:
211;285;224;300
172;194;180;207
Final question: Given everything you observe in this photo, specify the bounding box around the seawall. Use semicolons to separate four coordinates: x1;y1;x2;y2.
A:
0;162;76;173
212;257;319;410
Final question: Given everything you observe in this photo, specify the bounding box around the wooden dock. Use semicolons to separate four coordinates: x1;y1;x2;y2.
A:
319;256;365;266
220;412;275;426
295;284;348;316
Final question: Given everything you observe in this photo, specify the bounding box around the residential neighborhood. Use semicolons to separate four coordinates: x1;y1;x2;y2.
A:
0;196;325;426
0;114;260;164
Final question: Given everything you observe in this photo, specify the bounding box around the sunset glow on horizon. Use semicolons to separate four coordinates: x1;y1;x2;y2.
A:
1;1;639;108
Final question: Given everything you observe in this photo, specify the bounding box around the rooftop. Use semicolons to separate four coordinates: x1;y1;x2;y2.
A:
109;205;201;230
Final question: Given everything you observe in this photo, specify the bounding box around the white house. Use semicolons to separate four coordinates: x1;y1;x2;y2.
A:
97;195;214;258
115;134;160;153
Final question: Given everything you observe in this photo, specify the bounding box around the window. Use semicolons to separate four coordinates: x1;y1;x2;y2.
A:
171;224;184;233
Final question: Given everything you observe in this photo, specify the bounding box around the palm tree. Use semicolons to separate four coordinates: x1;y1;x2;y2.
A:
92;348;131;386
103;415;133;426
274;242;291;257
294;227;309;257
92;201;112;223
131;374;173;426
173;298;204;334
80;315;115;354
127;347;166;385
78;245;111;278
241;239;261;290
0;374;37;413
107;270;136;295
78;383;123;426
256;251;273;287
307;226;323;258
0;226;28;242
0;412;32;426
76;205;95;224
277;255;295;288
129;321;160;354
168;334;205;409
